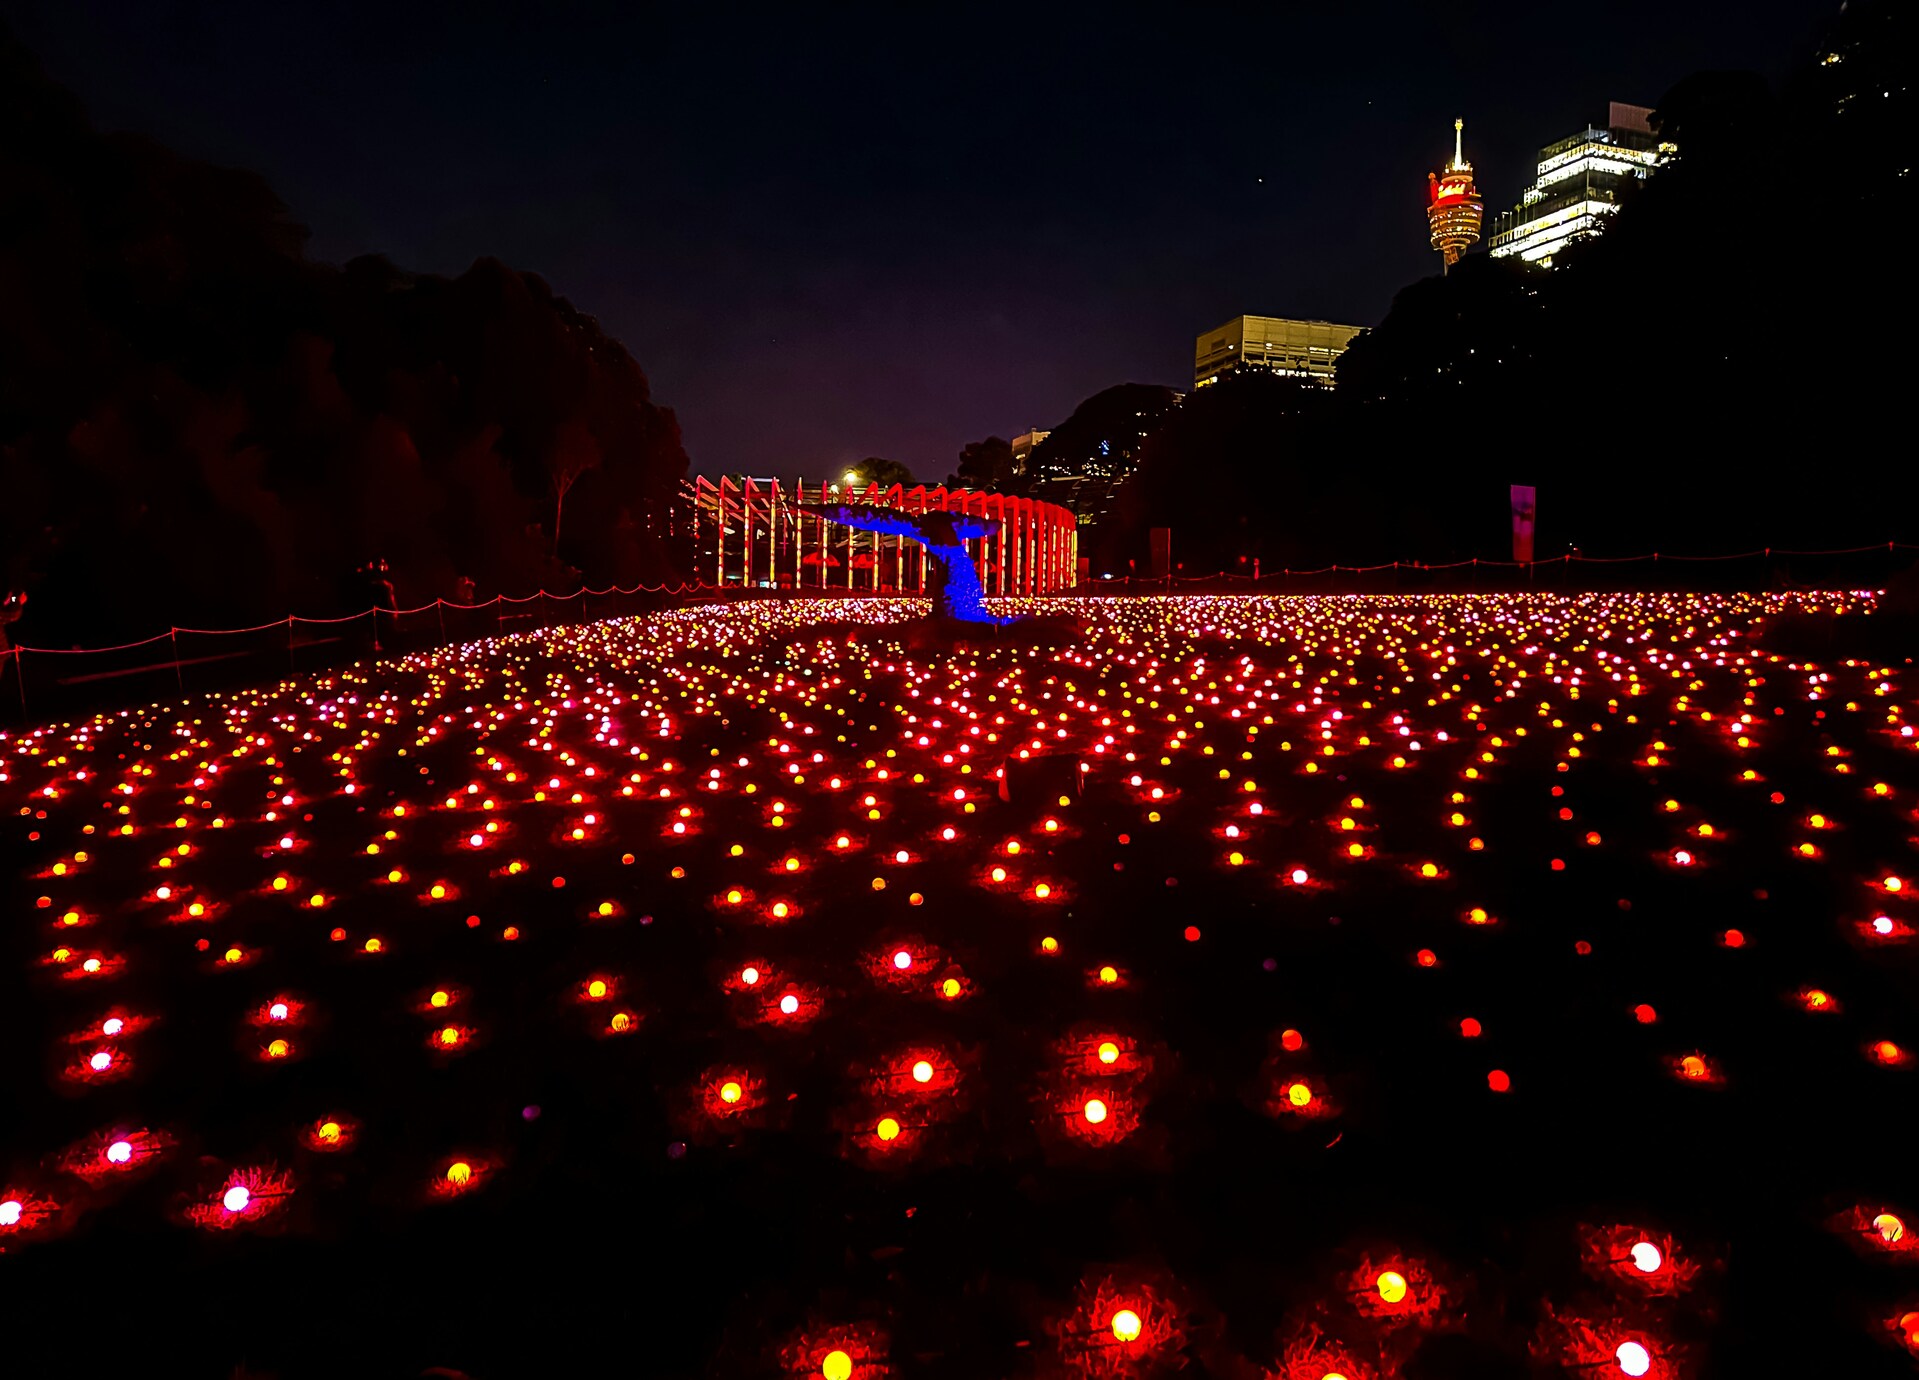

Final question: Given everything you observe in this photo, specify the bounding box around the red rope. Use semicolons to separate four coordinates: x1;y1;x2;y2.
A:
15;582;714;655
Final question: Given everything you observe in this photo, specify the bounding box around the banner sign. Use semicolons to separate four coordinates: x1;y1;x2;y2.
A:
1511;485;1537;564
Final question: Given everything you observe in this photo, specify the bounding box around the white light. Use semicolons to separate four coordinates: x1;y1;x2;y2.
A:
106;1140;132;1164
0;1199;21;1226
1616;1341;1651;1377
89;1051;112;1072
741;967;759;985
893;949;912;970
779;994;799;1015
223;1185;251;1213
101;1018;124;1036
1630;1241;1662;1273
269;1002;289;1020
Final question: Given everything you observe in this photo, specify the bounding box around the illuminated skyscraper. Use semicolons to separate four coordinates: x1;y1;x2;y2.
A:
1489;103;1664;267
1426;118;1483;272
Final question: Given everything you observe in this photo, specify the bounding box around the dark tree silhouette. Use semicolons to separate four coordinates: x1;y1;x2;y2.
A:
0;27;690;643
950;437;1015;491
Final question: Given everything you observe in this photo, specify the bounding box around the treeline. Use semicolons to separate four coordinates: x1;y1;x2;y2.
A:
0;29;689;644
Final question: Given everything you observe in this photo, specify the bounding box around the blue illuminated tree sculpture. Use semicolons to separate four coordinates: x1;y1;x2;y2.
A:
799;503;1016;626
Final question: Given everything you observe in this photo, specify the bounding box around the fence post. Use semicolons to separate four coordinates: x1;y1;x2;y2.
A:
287;616;296;674
10;649;24;716
171;628;185;694
437;599;447;643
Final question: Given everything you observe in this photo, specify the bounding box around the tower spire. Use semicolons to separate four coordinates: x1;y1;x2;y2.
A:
1426;118;1483;272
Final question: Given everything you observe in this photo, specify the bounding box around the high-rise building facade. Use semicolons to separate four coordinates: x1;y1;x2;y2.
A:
1426;118;1483;271
1193;315;1363;390
1010;429;1051;475
1489;103;1666;267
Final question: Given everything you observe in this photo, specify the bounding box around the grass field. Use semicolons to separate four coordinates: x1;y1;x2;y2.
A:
4;592;1915;1380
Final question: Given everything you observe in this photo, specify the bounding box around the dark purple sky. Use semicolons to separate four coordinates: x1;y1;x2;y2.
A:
8;0;1837;478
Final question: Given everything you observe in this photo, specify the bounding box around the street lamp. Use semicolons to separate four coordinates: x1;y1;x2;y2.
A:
844;470;861;486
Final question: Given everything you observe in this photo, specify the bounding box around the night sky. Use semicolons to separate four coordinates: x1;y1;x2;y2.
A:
7;0;1838;478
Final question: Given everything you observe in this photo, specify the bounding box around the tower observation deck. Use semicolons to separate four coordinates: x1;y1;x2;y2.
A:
1426;118;1483;272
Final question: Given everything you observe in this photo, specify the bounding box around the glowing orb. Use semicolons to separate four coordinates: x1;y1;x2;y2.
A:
1290;868;1309;884
720;1081;743;1104
1097;1042;1120;1065
741;967;760;986
1630;1241;1663;1272
1616;1340;1651;1377
1083;1098;1109;1125
587;979;608;999
911;1060;934;1083
893;950;913;970
940;978;961;998
1287;1082;1313;1108
269;1002;289;1020
1376;1270;1408;1304
821;1350;854;1380
222;1185;251;1213
430;990;450;1008
106;1140;133;1164
0;1200;21;1226
876;1117;900;1142
101;1018;123;1036
446;1161;472;1186
89;1051;112;1072
318;1121;342;1144
1110;1308;1142;1342
1098;966;1119;984
779;994;800;1015
1874;1212;1905;1244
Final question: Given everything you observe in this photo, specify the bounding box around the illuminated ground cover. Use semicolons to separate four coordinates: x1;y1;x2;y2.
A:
4;593;1916;1379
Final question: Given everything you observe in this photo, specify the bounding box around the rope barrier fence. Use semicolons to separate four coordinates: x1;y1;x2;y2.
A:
3;541;1913;722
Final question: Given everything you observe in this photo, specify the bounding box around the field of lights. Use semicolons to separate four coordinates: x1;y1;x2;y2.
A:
5;592;1918;1380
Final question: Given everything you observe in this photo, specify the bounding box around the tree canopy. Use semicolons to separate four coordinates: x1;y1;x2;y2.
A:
0;28;689;642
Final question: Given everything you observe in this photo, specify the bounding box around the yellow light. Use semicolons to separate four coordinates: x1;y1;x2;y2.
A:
720;1080;743;1104
446;1161;472;1186
587;979;608;999
1110;1308;1141;1342
1083;1098;1108;1124
1098;965;1118;984
822;1350;854;1380
912;1060;934;1083
876;1117;900;1142
1288;1081;1312;1107
1376;1270;1408;1304
430;990;450;1007
1875;1212;1906;1244
1097;1041;1120;1064
940;977;961;998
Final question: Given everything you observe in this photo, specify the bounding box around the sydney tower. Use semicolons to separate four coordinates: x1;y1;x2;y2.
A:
1426;118;1483;272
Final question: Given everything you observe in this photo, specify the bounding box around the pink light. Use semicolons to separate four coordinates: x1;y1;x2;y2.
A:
222;1185;251;1213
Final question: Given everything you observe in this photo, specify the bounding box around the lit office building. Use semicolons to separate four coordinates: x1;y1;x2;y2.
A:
1010;429;1051;475
1193;315;1363;390
1489;102;1666;267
